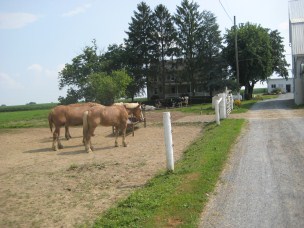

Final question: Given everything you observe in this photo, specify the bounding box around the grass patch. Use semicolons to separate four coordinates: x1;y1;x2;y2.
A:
232;93;278;114
0;103;57;112
175;103;214;115
232;99;258;114
293;104;304;109
0;109;50;128
91;119;245;227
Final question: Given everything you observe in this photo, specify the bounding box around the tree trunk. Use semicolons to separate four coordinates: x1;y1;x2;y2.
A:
244;83;254;100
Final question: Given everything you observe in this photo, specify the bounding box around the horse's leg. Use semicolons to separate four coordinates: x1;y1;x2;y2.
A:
115;126;119;147
84;133;92;153
85;125;96;153
65;125;71;140
52;127;63;150
57;127;64;149
52;129;58;151
122;125;127;147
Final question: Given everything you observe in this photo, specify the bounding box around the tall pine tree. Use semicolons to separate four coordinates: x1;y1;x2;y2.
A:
150;4;177;99
125;2;153;99
198;11;227;95
174;0;204;96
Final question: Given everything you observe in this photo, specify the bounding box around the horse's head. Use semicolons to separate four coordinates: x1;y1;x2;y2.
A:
132;104;144;122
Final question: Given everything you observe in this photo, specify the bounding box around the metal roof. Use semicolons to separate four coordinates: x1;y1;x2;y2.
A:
289;0;304;55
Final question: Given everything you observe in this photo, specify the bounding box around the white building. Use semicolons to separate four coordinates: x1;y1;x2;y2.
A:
289;0;304;105
267;78;294;93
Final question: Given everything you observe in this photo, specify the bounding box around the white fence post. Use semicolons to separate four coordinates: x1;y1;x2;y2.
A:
219;93;227;119
163;112;174;171
215;96;222;125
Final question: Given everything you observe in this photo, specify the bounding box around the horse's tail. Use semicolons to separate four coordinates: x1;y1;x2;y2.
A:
48;110;54;132
83;111;89;141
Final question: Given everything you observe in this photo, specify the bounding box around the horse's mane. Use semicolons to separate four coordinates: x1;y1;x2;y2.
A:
113;102;139;109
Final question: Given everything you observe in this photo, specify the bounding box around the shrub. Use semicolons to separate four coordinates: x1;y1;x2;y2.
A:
271;88;282;94
253;95;263;100
234;99;241;107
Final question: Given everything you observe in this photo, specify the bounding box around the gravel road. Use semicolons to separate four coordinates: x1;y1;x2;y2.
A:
200;93;304;228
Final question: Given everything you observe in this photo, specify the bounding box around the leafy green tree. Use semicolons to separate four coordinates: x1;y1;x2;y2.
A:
58;40;103;103
101;44;127;74
88;70;132;104
269;30;289;78
125;2;153;99
224;23;280;99
150;4;177;99
173;0;204;96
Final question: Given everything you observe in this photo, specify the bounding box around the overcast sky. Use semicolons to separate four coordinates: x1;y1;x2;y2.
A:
0;0;291;106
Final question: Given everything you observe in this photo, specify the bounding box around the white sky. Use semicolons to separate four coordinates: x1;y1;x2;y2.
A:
0;0;291;105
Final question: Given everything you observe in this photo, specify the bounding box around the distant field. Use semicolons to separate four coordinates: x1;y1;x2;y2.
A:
0;109;50;128
0;103;58;112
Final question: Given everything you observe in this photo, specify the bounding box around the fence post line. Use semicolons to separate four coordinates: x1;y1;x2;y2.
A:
163;112;174;171
215;97;222;125
219;93;227;119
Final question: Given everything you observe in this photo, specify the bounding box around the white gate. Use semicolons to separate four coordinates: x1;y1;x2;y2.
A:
212;88;234;125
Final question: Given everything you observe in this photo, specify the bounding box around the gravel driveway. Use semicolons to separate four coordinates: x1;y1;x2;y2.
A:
200;93;304;228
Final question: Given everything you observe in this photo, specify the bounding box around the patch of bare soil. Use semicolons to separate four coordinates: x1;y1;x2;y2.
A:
0;111;209;227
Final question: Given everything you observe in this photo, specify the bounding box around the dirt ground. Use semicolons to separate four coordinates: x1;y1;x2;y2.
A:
0;111;212;228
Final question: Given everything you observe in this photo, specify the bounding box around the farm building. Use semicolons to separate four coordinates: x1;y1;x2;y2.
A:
147;61;212;100
267;78;294;93
289;0;304;105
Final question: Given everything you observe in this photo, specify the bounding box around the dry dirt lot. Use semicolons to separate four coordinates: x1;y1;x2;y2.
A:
0;111;212;227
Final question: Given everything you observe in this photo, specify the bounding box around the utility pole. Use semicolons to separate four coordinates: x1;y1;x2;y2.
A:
234;16;240;98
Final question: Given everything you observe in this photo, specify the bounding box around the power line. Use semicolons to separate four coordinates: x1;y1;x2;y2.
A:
219;0;233;23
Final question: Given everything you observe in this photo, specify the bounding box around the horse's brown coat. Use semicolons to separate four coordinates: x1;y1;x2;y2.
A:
48;102;99;151
83;104;144;153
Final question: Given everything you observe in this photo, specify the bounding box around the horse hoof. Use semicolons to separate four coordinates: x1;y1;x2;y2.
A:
86;149;92;153
52;147;58;151
123;143;128;147
58;145;64;149
115;143;119;147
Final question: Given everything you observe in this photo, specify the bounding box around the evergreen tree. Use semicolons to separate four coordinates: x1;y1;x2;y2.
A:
125;2;153;100
173;0;204;96
198;11;227;95
150;4;177;99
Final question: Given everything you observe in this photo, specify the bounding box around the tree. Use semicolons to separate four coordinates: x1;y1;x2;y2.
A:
173;0;204;96
197;10;226;96
150;4;177;99
125;2;153;100
269;30;289;78
101;44;127;74
224;23;283;99
58;40;103;103
88;70;132;104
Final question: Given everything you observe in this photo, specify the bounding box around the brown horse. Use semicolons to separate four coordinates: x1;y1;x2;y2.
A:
83;104;144;153
48;102;99;151
113;102;145;122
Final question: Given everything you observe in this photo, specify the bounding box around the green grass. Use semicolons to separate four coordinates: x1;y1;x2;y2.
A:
232;93;278;114
0;103;57;112
91;119;245;227
0;109;50;128
175;103;214;115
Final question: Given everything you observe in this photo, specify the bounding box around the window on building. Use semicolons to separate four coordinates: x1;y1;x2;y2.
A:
171;86;176;94
271;84;276;89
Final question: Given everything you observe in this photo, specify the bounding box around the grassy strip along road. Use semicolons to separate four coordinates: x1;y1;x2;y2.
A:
91;119;245;227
